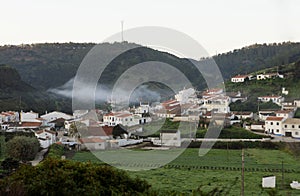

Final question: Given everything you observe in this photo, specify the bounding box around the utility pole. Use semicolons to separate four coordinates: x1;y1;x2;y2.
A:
241;148;245;196
281;161;284;190
121;20;124;42
227;142;229;162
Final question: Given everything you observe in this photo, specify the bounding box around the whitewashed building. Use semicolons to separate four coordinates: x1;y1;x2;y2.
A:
282;118;300;138
231;75;249;83
275;110;294;119
258;96;284;106
41;111;73;123
35;130;57;148
201;95;230;113
232;111;253;120
20;111;39;122
135;102;150;114
265;116;285;135
154;130;181;147
175;88;196;104
103;112;149;127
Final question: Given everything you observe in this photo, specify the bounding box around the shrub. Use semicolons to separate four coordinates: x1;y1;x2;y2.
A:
5;136;40;162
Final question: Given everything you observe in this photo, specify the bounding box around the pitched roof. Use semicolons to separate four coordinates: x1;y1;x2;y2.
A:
266;116;284;121
79;137;105;143
21;122;42;127
232;75;249;79
283;118;300;124
233;111;253;115
275;110;292;114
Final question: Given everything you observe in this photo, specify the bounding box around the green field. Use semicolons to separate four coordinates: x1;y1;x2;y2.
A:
71;148;300;195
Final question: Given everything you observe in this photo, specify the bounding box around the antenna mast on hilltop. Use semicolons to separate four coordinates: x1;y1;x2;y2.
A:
121;20;124;42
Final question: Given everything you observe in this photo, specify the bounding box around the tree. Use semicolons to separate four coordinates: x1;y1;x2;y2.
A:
0;158;151;195
294;60;300;79
5;136;40;162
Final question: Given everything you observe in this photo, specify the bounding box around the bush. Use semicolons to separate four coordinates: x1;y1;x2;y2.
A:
5;136;40;162
0;158;151;195
46;143;65;159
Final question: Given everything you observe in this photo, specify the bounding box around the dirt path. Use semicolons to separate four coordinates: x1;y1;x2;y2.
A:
30;148;48;166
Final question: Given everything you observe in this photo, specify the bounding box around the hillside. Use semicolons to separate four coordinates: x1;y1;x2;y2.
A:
0;64;71;113
0;42;300;112
0;64;33;91
1;42;300;90
213;42;300;79
227;60;300;112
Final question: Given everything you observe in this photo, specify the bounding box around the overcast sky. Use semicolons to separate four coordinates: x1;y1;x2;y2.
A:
1;0;299;56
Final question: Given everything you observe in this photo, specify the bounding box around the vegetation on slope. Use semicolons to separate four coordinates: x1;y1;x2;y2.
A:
0;158;151;195
227;60;300;112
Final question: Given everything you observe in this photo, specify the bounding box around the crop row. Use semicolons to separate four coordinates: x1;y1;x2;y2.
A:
163;164;299;173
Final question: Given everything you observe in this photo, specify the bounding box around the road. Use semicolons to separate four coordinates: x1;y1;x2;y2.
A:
180;137;300;142
30;148;48;166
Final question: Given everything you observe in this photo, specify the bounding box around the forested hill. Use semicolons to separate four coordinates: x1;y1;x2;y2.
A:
0;43;96;90
0;64;71;113
0;42;300;112
1;42;300;91
213;42;300;79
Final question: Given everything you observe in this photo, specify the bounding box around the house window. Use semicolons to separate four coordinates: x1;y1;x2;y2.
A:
270;122;273;125
284;125;287;128
276;129;279;133
130;118;132;121
276;122;279;126
298;125;300;129
296;132;299;135
292;125;295;128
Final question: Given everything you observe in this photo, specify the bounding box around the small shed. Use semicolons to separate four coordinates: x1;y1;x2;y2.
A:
160;130;181;147
262;176;276;188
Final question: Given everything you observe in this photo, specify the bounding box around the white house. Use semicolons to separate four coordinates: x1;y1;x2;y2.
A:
282;118;300;139
258;96;284;106
135;102;150;114
20;111;39;122
35;130;57;148
41;111;73;123
231;75;249;83
201;95;230;113
250;122;265;131
232;111;253;120
257;73;283;80
175;88;196;104
265;116;285;135
282;87;288;95
154;100;181;118
155;130;181;147
202;88;224;98
79;137;107;150
103;112;148;127
0;111;19;122
294;100;300;108
275;110;294;119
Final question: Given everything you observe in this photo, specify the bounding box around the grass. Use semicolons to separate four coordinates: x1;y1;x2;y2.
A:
46;143;65;159
196;126;265;139
70;148;300;195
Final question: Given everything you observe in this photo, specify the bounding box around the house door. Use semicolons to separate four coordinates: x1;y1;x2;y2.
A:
285;132;292;137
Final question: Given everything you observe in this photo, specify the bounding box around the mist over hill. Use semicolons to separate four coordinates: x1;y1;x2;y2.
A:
0;41;300;112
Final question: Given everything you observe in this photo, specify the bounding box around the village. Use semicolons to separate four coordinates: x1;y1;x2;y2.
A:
1;70;300;152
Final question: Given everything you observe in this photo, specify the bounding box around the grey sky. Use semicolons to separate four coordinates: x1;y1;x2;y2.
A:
1;0;299;56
